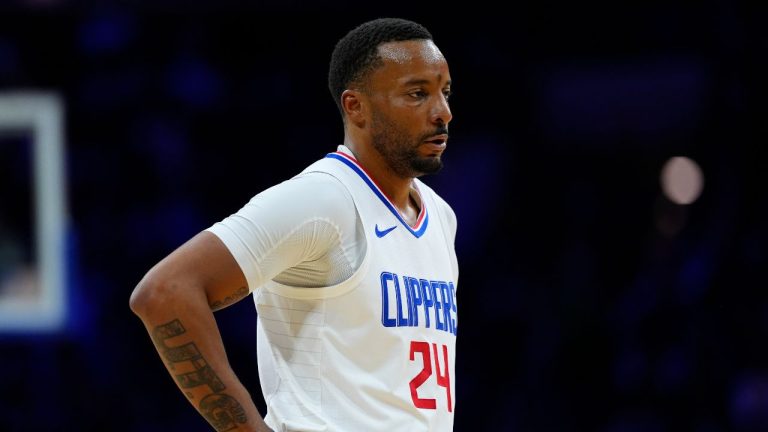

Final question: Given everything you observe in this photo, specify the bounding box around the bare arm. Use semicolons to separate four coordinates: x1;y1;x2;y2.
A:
129;231;272;432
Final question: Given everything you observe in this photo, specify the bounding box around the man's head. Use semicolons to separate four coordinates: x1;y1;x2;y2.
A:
328;18;433;116
328;18;452;178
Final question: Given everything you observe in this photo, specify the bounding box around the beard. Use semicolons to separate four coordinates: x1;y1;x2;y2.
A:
370;110;445;178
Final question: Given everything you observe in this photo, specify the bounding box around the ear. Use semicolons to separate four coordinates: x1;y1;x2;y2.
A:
341;89;366;128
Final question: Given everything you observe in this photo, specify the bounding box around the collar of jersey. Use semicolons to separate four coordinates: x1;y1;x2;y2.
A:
326;146;428;238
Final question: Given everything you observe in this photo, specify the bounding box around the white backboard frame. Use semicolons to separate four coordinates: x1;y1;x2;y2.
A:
0;92;67;332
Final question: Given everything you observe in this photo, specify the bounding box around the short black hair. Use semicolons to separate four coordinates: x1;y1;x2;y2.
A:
328;17;433;116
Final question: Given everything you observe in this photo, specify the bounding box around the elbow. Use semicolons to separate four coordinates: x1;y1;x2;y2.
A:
129;271;174;319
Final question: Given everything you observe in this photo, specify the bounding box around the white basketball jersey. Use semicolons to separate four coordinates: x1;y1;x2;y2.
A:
257;148;459;431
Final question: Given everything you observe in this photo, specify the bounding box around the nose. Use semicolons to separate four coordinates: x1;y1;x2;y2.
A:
431;93;452;126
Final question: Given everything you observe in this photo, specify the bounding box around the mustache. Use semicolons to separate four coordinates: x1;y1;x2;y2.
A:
422;125;449;140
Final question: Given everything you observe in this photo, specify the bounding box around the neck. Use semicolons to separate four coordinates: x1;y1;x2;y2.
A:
343;137;418;220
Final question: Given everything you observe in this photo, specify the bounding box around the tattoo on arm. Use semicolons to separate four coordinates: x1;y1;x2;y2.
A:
209;286;249;311
152;319;248;431
200;393;248;431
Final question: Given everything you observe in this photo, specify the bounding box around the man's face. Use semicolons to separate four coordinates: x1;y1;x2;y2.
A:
365;39;452;178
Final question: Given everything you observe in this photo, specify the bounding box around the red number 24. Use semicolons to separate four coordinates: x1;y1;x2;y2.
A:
409;341;452;412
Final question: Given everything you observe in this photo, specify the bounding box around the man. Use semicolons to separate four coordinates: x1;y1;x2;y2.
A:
130;17;458;431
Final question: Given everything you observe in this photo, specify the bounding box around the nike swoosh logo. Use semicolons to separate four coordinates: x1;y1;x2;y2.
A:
375;224;397;238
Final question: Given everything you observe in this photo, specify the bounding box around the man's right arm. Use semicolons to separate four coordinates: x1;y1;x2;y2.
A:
129;231;272;432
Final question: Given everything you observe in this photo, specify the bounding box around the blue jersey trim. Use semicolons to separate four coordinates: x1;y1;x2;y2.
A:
326;153;429;238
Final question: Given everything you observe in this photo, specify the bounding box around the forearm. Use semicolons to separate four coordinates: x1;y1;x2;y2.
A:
132;282;270;432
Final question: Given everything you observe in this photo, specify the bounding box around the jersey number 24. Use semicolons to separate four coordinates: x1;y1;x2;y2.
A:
409;341;452;412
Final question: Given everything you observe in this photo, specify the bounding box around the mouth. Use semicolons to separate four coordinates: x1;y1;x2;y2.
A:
423;134;449;151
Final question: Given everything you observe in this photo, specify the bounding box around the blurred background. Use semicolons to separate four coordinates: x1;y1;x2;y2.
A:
1;1;767;431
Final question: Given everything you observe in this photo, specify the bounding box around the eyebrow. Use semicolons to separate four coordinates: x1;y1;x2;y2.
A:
402;77;452;87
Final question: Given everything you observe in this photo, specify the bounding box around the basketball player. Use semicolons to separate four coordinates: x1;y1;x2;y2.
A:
130;17;458;431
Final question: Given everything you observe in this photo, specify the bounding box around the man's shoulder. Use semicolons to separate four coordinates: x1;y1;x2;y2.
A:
415;179;454;209
242;171;356;228
273;169;351;202
415;179;457;233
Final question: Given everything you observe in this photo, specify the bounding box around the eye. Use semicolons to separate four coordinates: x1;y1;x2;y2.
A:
443;90;452;100
408;90;427;99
